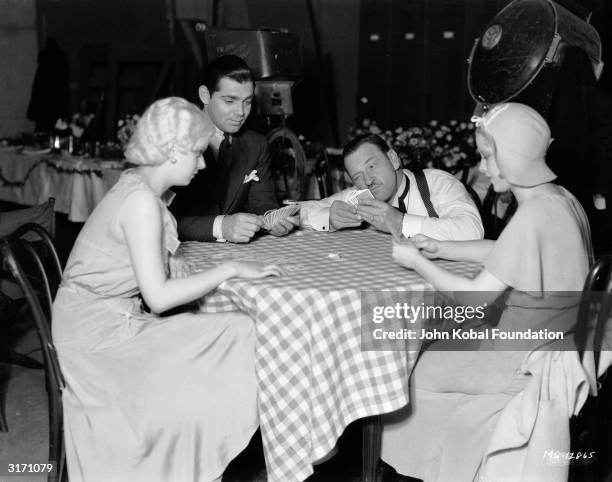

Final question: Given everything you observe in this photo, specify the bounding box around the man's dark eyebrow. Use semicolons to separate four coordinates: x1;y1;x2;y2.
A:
220;94;253;101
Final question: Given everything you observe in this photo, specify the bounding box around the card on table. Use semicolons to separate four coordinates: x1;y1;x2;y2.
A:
346;189;374;206
262;204;301;231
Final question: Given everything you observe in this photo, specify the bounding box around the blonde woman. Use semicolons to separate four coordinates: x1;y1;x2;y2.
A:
382;103;592;481
52;97;280;482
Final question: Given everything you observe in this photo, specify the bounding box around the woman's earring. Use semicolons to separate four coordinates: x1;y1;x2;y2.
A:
170;158;177;164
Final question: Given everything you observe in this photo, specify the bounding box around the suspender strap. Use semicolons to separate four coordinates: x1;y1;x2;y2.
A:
413;169;439;218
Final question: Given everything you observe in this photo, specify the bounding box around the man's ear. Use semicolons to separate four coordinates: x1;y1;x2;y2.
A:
198;86;211;106
388;149;401;170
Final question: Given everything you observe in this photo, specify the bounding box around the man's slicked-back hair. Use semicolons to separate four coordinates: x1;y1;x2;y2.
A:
342;133;391;159
197;54;254;93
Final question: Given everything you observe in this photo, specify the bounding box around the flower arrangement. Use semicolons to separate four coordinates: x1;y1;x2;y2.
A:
348;118;477;173
50;114;96;154
117;114;140;147
69;113;96;140
53;113;96;139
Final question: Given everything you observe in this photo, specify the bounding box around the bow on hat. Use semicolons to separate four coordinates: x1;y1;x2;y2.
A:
470;103;510;130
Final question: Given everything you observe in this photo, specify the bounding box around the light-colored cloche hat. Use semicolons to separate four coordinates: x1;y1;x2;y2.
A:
471;102;557;187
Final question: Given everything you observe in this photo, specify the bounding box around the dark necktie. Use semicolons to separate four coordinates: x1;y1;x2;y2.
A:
217;134;232;211
217;134;232;172
397;174;410;214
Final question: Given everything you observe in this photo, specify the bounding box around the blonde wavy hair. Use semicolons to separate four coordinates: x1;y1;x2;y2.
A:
124;97;213;166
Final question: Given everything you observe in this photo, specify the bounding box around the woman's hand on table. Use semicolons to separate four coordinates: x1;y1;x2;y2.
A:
391;238;422;270
168;254;195;278
411;234;443;259
230;261;284;279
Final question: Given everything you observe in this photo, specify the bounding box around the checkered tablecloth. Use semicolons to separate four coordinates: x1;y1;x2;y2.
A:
181;229;481;482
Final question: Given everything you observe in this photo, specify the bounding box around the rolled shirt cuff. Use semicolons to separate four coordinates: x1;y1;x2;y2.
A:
301;206;331;231
402;213;425;238
213;215;226;242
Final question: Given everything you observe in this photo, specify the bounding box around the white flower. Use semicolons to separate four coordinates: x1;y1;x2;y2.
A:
70;125;84;138
55;118;68;131
243;170;260;184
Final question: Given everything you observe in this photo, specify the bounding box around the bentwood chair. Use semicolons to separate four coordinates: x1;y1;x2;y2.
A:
1;225;67;482
0;198;56;239
1;200;58;431
570;255;612;482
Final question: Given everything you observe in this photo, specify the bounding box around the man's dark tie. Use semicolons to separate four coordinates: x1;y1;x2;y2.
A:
217;134;232;172
397;174;410;214
216;134;232;210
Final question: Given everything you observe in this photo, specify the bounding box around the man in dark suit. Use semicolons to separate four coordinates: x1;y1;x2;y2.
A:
171;55;298;242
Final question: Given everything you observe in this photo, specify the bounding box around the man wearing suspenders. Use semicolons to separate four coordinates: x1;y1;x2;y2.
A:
300;133;483;241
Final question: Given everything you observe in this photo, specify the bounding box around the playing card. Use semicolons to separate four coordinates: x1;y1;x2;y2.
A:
346;189;374;206
262;204;301;231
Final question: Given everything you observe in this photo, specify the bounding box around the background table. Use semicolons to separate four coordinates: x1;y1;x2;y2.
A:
181;229;481;482
0;148;123;222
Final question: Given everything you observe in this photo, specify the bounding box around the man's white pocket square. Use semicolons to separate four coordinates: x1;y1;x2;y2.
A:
243;170;260;184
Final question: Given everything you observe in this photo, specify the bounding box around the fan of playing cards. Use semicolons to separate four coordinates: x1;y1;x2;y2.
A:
262;204;301;231
346;189;374;206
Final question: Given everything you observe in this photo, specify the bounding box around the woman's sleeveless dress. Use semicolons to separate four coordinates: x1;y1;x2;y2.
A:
52;170;258;482
381;188;592;481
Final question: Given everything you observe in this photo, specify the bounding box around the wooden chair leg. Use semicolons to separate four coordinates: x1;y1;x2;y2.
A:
47;389;63;482
362;415;382;482
0;363;9;432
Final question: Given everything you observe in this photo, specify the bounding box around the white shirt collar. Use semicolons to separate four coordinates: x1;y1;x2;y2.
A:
210;126;229;151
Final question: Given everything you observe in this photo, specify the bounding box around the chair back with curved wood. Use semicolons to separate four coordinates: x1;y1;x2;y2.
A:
1;225;66;482
0;198;56;239
570;255;612;482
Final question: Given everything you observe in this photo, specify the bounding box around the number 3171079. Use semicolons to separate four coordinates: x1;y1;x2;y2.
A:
7;463;55;473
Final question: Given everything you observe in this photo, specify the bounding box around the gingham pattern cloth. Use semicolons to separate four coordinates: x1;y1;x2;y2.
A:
181;229;481;482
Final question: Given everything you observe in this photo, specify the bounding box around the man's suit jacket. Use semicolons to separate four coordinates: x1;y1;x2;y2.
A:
170;129;279;241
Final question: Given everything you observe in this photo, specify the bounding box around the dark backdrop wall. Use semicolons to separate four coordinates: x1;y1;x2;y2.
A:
34;0;612;145
247;0;359;145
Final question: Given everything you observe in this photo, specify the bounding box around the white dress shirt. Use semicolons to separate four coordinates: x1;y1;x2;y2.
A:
299;168;484;241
